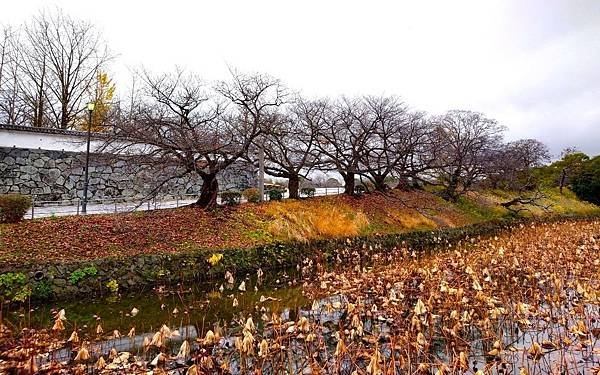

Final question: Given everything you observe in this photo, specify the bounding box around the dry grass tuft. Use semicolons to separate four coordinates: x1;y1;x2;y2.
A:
395;211;437;229
262;200;369;242
369;208;438;234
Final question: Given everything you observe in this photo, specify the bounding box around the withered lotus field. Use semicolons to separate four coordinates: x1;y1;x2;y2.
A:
304;220;600;374
1;220;599;374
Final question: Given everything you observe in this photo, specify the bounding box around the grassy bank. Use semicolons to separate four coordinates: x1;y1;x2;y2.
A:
0;188;597;301
0;188;597;268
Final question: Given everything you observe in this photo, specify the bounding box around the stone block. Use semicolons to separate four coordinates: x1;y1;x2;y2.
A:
48;168;61;179
19;165;37;174
71;167;84;176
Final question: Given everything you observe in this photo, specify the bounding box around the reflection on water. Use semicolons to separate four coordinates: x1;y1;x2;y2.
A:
6;267;308;335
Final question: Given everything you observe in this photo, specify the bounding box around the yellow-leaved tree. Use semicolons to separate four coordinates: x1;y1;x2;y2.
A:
77;72;116;132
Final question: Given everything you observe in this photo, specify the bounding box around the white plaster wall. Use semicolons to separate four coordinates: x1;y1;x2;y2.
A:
0;129;104;152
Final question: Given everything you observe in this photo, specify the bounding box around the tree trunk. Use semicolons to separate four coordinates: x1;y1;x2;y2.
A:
60;96;69;129
34;96;43;127
35;58;45;128
442;184;458;201
373;176;388;192
559;168;566;194
196;174;219;210
288;174;300;199
442;168;461;201
343;172;355;195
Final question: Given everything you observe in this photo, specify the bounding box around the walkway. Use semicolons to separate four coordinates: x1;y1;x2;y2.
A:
27;187;343;219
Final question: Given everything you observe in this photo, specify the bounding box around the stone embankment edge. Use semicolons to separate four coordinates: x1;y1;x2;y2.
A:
1;214;597;301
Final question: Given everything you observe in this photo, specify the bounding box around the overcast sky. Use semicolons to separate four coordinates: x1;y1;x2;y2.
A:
2;0;599;156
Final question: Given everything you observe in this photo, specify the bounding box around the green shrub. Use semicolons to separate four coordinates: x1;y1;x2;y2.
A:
0;194;32;223
268;189;283;201
220;190;241;206
300;187;316;197
32;280;53;299
571;156;600;206
243;188;261;203
0;272;31;302
69;266;98;285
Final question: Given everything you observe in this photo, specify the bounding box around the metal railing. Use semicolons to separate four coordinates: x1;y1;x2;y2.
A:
27;187;343;219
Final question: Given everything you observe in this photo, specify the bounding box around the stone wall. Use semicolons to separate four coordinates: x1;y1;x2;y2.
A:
0;146;256;201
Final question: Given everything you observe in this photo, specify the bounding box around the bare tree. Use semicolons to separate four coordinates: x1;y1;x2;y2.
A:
357;96;431;191
425;110;505;201
106;69;282;210
0;26;9;113
316;97;378;195
499;189;552;213
508;139;550;188
261;98;324;198
489;139;551;213
484;139;550;190
12;24;48;127
0;26;26;125
18;10;111;128
216;69;287;196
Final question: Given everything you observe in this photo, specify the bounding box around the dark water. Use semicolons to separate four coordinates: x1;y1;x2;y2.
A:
3;267;309;339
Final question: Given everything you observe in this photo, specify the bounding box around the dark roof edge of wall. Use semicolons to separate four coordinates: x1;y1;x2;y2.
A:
0;124;87;137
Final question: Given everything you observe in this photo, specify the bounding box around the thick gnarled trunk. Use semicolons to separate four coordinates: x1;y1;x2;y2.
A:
372;176;388;192
343;172;355;195
196;173;219;210
442;168;462;201
288;174;300;199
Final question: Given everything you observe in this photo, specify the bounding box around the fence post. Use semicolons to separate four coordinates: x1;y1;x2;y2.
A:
176;197;179;208
76;199;80;215
31;196;35;219
114;201;117;213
